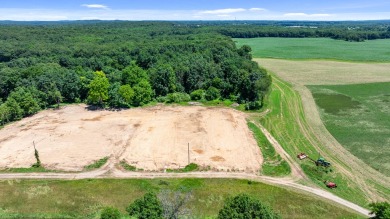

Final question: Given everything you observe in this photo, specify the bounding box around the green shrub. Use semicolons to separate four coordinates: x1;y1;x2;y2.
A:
127;192;163;219
190;89;205;101
205;87;220;101
166;163;199;173
218;193;280;219
166;92;191;103
100;206;121;219
156;96;168;103
183;163;199;172
369;202;390;219
245;101;262;110
120;160;137;171
84;157;109;170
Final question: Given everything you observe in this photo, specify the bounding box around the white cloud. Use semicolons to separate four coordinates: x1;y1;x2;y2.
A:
311;14;331;17
284;13;307;16
249;8;266;12
0;8;389;21
217;14;231;17
284;13;331;17
81;4;109;9
199;8;246;14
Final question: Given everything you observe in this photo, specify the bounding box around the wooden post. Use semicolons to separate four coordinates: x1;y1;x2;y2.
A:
188;143;190;165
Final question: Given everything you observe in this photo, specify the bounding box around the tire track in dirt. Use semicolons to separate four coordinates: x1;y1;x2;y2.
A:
250;119;307;181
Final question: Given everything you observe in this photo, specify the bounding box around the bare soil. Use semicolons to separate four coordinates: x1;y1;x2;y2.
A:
0;105;262;172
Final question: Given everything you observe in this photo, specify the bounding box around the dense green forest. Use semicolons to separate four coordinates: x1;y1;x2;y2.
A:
1;20;389;125
0;21;271;125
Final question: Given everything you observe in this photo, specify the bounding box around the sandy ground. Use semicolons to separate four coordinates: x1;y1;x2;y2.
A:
0;105;262;172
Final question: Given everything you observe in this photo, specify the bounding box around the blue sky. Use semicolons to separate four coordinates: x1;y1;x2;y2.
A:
1;0;390;21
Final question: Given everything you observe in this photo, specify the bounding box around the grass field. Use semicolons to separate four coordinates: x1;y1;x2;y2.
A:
0;178;362;219
235;38;390;62
255;58;390;85
250;75;371;206
308;82;390;176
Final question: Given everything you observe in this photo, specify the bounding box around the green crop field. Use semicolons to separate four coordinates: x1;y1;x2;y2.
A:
235;38;390;62
308;82;390;176
0;178;362;219
251;75;372;206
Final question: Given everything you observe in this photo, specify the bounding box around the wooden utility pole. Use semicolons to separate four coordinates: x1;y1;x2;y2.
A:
188;143;190;165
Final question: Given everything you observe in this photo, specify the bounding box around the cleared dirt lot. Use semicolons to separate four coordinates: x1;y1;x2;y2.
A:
0;105;262;172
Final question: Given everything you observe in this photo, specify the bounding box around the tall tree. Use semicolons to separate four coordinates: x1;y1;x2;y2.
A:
122;62;149;87
0;103;11;125
118;85;134;106
132;79;153;106
8;87;41;117
149;63;176;97
5;98;23;121
87;71;110;106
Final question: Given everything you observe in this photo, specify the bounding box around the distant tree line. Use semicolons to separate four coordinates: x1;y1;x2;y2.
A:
195;20;390;42
0;21;271;125
213;25;390;42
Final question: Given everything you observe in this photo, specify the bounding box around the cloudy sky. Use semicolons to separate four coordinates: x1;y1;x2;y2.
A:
1;0;390;21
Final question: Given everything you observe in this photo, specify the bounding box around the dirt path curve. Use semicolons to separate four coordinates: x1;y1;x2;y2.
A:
0;169;370;217
253;121;307;181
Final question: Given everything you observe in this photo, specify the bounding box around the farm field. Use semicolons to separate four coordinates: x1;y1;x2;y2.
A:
308;82;390;176
235;38;390;62
0;178;363;218
255;58;390;85
0;105;262;172
244;37;390;207
250;75;377;206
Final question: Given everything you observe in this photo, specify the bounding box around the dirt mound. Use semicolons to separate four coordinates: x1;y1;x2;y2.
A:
0;105;262;172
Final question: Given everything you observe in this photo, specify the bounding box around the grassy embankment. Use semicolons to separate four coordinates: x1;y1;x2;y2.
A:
247;121;291;176
250;74;369;206
235;37;390;62
236;37;390;205
0;178;363;219
308;82;390;176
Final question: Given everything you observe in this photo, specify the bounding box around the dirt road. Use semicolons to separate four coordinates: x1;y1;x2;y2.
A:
0;169;370;217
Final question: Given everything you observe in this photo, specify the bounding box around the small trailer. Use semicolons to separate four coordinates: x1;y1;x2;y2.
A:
324;181;337;189
297;153;307;160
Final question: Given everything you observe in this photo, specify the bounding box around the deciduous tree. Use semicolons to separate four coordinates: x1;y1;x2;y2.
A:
369;202;390;219
87;71;110;106
218;193;280;219
126;192;163;219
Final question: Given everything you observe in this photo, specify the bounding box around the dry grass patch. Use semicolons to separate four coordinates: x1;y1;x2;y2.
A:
256;58;390;85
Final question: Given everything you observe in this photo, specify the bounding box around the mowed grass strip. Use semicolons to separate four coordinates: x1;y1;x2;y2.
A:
235;37;390;62
254;74;369;206
308;82;390;176
254;58;390;86
247;121;291;176
0;179;363;219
